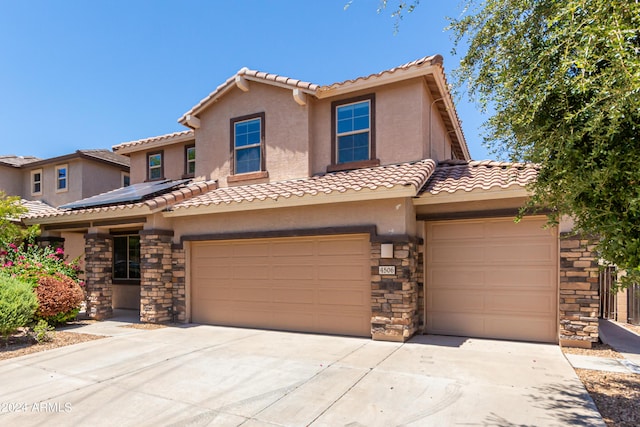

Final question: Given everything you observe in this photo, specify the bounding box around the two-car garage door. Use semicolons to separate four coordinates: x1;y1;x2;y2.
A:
190;234;371;337
426;217;558;343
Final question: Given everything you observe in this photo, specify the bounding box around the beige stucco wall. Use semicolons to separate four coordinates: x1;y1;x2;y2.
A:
310;78;455;174
0;166;23;197
171;197;415;242
113;284;140;310
196;83;310;186
127;140;195;184
20;159;126;207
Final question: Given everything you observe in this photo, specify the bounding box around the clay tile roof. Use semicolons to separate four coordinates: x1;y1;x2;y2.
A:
318;55;443;92
16;200;59;220
113;130;195;152
0;155;41;167
421;159;538;195
25;180;217;220
179;68;319;124
170;160;436;212
78;149;130;167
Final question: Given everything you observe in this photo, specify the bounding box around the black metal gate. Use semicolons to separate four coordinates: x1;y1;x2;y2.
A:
629;283;640;325
599;266;617;319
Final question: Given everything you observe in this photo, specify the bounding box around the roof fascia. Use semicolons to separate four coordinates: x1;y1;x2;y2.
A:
429;69;471;160
23;204;159;226
114;134;196;155
316;64;439;99
413;186;531;206
163;185;418;218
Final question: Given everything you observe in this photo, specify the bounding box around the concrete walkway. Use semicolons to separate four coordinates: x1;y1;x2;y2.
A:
0;320;604;426
564;319;640;374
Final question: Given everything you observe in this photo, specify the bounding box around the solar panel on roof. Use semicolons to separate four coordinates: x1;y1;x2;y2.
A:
59;179;191;210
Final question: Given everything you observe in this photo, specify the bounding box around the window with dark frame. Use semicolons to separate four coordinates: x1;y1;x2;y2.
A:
331;94;376;167
113;235;141;281
31;169;42;194
231;112;265;175
185;145;196;176
147;151;163;181
55;165;67;191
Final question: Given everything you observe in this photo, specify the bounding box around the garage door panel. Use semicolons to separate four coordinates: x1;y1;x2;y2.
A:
430;222;486;240
317;238;368;255
270;240;315;256
317;289;368;306
487;294;554;315
426;217;558;343
427;290;486;311
191;235;371;337
272;265;315;280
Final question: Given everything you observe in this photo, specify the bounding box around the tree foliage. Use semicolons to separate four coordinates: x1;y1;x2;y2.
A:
448;0;640;282
382;0;640;282
0;191;39;246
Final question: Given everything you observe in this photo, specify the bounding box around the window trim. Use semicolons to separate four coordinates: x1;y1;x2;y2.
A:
184;144;196;178
121;171;130;187
230;112;266;176
329;94;378;172
30;169;43;195
55;164;68;193
146;151;164;181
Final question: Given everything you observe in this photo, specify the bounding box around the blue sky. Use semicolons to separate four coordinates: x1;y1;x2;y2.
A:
0;0;492;160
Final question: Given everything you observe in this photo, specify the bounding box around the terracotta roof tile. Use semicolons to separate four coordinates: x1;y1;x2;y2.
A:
26;180;217;220
17;200;59;220
421;160;538;195
319;55;443;92
78;149;130;167
170;160;436;211
0;155;41;167
113;130;195;152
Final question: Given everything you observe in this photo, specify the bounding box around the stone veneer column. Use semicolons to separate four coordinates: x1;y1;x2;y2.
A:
140;230;174;323
559;233;600;348
84;233;113;320
35;235;65;252
171;244;187;322
371;238;422;342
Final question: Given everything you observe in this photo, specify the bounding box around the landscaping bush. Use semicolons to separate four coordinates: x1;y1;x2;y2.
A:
35;273;84;324
0;275;38;341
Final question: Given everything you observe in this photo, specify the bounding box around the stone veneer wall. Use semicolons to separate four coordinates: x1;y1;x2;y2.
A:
140;230;174;323
84;233;113;320
559;233;600;348
171;244;187;322
371;238;422;342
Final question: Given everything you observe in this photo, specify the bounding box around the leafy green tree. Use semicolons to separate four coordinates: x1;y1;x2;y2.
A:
381;1;640;283
0;191;28;245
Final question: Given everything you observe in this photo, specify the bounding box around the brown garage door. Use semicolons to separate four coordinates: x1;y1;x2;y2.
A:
191;234;371;337
426;216;558;343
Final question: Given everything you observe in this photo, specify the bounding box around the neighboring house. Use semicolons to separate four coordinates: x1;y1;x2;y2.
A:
1;150;130;263
24;55;600;347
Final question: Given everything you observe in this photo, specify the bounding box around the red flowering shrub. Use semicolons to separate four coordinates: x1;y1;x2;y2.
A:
35;273;84;324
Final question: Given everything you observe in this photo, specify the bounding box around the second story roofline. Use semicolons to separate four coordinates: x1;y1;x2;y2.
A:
113;130;195;155
13;149;130;170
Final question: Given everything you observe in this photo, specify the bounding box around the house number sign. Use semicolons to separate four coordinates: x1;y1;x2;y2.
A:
379;266;396;275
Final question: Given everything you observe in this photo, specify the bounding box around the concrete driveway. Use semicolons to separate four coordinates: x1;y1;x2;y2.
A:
0;324;604;426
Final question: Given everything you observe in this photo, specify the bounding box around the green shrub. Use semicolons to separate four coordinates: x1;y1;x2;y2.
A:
0;275;38;341
35;273;84;325
31;319;55;343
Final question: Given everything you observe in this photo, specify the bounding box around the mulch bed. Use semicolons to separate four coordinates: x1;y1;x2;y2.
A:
0;330;105;361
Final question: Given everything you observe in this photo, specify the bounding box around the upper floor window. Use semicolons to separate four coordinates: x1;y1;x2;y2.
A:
31;169;42;195
122;172;130;187
185;145;196;177
55;164;68;192
147;151;163;181
331;94;377;169
231;112;265;175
